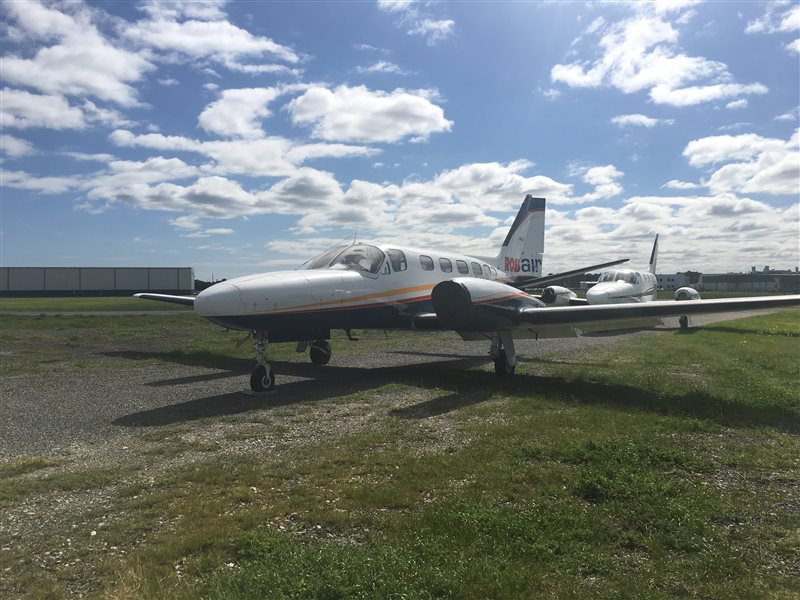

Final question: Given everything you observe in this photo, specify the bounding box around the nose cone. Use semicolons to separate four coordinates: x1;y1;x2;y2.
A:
586;283;621;305
195;282;241;316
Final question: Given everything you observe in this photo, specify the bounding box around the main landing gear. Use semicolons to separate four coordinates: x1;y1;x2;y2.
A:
490;331;517;377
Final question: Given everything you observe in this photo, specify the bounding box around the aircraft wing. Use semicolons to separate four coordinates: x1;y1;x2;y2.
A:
510;258;629;290
431;278;800;339
134;293;196;307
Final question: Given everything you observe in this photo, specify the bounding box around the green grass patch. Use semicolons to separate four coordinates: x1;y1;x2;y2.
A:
0;456;58;478
3;310;799;599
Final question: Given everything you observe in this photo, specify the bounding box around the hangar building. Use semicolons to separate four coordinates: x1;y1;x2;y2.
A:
0;267;194;297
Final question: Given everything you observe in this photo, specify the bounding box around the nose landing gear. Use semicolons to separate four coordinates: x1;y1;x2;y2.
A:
250;331;275;392
490;331;517;377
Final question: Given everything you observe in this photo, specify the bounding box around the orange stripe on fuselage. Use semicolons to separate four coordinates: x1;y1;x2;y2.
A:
242;283;434;316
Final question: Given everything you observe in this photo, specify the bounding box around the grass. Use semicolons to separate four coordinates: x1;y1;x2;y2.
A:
1;310;799;599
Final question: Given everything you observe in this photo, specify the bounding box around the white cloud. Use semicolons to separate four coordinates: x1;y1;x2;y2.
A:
683;130;800;196
775;106;800;122
0;134;35;158
184;227;235;238
110;128;376;177
287;85;452;144
746;2;800;34
125;15;300;74
408;19;455;46
725;99;748;110
140;0;228;22
0;88;86;130
377;0;455;45
355;61;408;75
551;5;768;107
158;77;180;86
1;1;153;106
650;82;767;106
1;170;78;194
682;133;786;166
787;38;800;53
611;113;675;127
198;87;287;139
662;179;701;190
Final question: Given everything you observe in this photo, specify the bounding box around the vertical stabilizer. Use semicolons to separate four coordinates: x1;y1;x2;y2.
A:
497;195;546;281
649;234;659;275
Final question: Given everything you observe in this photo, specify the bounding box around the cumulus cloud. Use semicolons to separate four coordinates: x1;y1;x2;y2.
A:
683;130;799;195
745;1;800;34
662;179;701;190
1;170;78;194
408;19;455;46
287;85;453;144
611;113;675;127
1;1;153;107
198;87;292;139
0;88;86;130
551;4;767;107
124;8;300;75
726;99;748;110
0;135;35;158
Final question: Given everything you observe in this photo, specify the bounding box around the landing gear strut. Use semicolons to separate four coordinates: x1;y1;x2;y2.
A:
249;331;275;392
679;315;689;330
490;331;517;377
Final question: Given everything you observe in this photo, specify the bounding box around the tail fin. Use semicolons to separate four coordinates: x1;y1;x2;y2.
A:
649;234;659;275
497;195;545;280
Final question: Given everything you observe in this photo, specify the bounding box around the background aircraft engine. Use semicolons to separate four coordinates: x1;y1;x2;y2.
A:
674;287;701;301
541;285;577;305
432;278;543;331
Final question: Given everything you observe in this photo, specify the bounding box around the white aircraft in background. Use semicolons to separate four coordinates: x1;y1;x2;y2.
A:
137;196;800;392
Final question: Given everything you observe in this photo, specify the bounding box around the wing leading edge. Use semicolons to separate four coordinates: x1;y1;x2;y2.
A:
134;293;196;307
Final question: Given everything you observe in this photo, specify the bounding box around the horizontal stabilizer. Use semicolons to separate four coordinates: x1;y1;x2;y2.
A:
134;293;195;306
511;258;629;290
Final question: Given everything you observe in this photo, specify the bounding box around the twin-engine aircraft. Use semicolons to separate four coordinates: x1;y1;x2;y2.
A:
137;196;800;391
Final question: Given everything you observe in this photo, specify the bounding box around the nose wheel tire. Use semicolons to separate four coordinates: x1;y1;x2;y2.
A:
250;364;275;392
494;349;516;377
309;340;332;365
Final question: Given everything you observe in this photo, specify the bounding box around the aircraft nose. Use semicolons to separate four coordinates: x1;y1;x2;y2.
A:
586;285;612;305
195;282;241;316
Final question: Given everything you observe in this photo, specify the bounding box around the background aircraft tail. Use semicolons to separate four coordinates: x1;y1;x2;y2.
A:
497;195;545;281
649;234;659;275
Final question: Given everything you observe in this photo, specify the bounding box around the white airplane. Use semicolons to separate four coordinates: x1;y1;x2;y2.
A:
536;234;694;306
137;196;800;392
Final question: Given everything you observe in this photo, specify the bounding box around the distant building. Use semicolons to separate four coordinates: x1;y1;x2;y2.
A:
700;267;800;293
0;267;194;296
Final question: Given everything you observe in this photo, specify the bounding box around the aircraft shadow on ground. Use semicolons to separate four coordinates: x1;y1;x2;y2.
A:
110;350;800;435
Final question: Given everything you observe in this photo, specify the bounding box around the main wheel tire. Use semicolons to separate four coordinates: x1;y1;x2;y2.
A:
309;340;332;365
250;364;275;392
679;315;689;330
494;349;516;377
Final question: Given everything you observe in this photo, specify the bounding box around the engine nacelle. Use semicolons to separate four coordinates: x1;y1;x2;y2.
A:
674;287;700;301
541;285;577;306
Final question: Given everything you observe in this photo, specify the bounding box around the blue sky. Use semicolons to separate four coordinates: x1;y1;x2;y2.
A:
1;0;798;280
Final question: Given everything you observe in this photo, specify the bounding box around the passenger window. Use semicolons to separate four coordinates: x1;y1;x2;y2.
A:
482;265;491;278
439;258;453;273
387;249;407;272
471;262;482;276
456;260;469;274
419;255;434;271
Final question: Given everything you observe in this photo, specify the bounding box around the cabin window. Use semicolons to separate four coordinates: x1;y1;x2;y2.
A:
482;265;491;278
419;255;435;271
439;258;453;273
329;244;386;275
308;245;348;269
471;262;483;276
456;260;469;274
387;249;407;272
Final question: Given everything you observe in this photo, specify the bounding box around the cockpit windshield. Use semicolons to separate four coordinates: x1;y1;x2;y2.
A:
597;269;639;284
307;245;348;270
328;244;386;274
